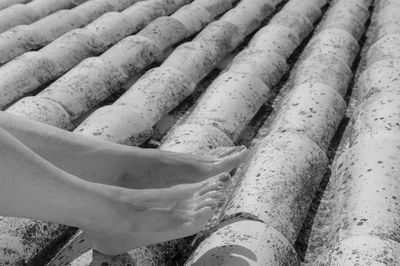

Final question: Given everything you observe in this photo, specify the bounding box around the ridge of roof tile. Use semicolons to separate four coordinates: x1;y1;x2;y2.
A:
0;0;142;65
0;0;31;10
5;0;238;129
0;0;193;109
72;0;276;145
314;0;400;263
0;0;89;33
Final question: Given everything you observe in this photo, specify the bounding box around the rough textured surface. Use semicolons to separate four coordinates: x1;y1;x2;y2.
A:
292;53;352;96
302;28;359;65
229;49;288;88
186;72;270;140
0;217;66;265
366;34;400;65
314;236;400;266
0;0;31;11
0;0;88;34
0;0;141;65
351;92;400;143
356;59;400;100
248;24;300;59
270;84;346;150
161;124;234;155
328;136;400;244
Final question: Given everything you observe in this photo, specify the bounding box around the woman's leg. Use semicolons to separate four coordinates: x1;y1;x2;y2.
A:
0;126;96;227
0;127;228;255
0;111;248;188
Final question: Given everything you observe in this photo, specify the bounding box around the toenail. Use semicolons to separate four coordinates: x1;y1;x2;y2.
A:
219;173;230;182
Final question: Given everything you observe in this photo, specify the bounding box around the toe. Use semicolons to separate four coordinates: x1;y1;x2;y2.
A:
198;190;224;202
206;146;238;158
217;172;231;183
193;206;214;222
213;148;250;171
198;182;223;195
198;175;228;195
182;206;213;235
195;198;220;210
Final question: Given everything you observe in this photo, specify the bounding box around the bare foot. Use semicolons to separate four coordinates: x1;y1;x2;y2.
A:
118;146;250;188
82;173;230;255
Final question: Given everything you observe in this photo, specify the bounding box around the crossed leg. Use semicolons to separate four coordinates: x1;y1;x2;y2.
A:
0;126;236;255
0;112;249;255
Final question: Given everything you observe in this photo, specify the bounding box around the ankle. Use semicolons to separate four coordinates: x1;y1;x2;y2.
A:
75;182;126;233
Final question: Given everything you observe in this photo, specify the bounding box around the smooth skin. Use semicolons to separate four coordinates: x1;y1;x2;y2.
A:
0;111;248;255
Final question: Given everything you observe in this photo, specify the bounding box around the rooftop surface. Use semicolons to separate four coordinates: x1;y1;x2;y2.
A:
0;0;399;265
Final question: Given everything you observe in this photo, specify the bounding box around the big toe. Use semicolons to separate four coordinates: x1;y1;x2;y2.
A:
214;147;250;171
194;206;214;224
205;146;245;158
182;206;214;236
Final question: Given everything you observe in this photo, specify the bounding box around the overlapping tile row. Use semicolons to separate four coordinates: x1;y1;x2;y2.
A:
0;0;193;109
225;0;366;233
0;0;31;10
73;0;287;146
5;0;240;129
160;0;324;154
313;0;400;264
0;0;88;33
185;0;371;264
0;0;142;65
